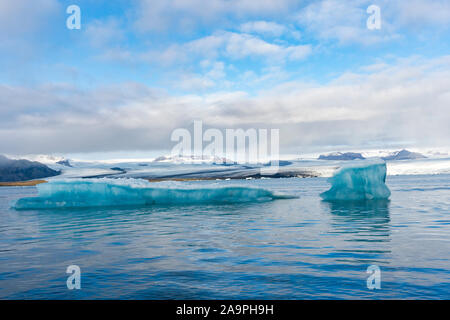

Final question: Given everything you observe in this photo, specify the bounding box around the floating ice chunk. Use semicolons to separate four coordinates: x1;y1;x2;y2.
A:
13;178;293;209
320;160;391;201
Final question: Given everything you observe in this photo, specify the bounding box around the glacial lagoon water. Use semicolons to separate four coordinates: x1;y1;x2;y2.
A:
0;174;449;299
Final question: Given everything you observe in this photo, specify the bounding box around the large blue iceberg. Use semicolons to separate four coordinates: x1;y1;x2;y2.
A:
13;178;293;209
320;160;391;201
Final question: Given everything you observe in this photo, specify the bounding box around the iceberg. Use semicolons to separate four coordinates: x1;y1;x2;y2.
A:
13;178;293;210
320;160;391;201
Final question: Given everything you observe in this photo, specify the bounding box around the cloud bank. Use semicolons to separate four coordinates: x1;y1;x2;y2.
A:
1;56;449;155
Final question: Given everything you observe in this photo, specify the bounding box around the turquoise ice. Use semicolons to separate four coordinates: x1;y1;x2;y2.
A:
13;178;293;209
320;160;391;201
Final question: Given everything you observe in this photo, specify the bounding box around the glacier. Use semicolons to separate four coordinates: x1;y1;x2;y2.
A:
13;178;294;210
320;160;391;201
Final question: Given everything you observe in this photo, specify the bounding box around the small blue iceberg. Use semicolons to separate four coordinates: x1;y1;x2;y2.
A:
13;178;294;210
320;160;391;201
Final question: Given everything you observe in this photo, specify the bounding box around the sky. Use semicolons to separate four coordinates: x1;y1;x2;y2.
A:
0;0;449;158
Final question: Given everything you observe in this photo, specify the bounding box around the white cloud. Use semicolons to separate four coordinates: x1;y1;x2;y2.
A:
177;76;216;91
239;20;302;40
204;31;312;61
174;61;227;91
286;45;313;60
239;21;287;37
144;31;312;65
224;32;282;58
205;61;226;79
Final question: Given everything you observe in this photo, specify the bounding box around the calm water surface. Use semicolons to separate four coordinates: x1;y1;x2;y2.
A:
0;175;449;299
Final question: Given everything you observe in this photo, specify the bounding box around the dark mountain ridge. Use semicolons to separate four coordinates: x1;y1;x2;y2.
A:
0;155;60;182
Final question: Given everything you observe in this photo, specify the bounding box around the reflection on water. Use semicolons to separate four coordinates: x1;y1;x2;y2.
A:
325;199;391;240
323;199;392;270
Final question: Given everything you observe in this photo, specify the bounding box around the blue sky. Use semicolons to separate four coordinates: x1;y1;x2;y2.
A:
1;0;450;156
